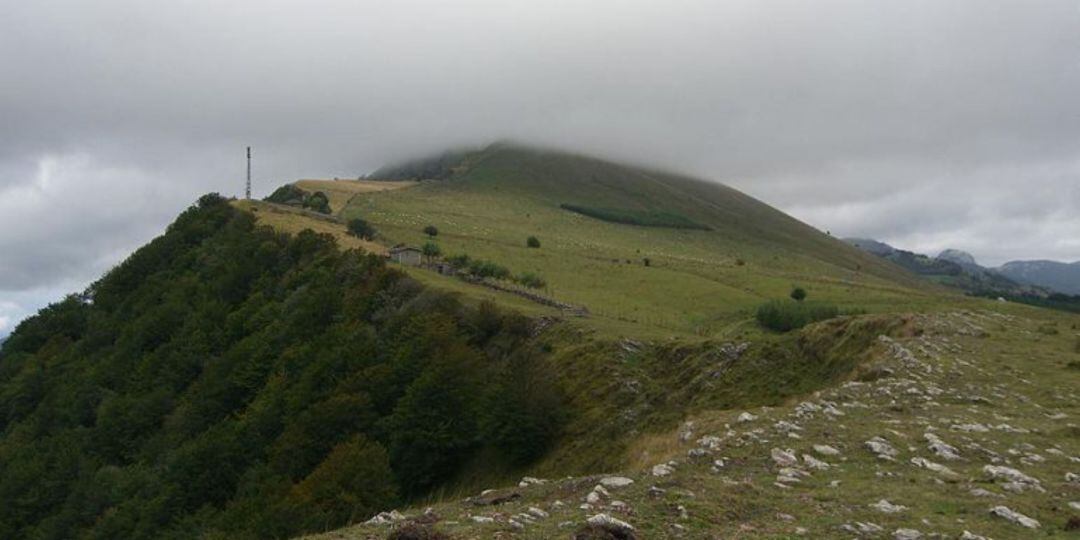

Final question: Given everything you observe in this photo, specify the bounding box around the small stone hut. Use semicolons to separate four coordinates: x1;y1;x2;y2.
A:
387;245;422;266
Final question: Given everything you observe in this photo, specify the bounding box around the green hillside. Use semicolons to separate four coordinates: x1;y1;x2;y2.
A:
5;146;1071;540
347;144;936;338
0;196;563;539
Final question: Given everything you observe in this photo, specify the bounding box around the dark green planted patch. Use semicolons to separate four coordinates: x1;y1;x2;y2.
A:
756;299;840;332
559;203;711;230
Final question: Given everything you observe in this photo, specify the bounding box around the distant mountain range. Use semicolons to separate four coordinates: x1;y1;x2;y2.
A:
844;239;1080;296
996;259;1080;295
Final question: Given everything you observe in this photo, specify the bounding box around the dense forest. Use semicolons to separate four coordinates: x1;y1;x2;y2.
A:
0;195;563;539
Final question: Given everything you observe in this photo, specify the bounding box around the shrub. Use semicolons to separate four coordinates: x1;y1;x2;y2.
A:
302;191;331;214
467;259;511;280
642;257;651;267
526;236;541;248
266;184;307;205
790;287;807;302
756;300;838;332
446;254;470;269
516;272;546;289
388;524;451;540
423;225;438;238
347;218;376;240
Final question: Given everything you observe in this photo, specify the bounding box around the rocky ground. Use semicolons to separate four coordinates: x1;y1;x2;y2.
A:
307;311;1080;539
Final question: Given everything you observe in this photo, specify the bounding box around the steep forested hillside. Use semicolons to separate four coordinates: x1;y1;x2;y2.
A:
0;195;562;539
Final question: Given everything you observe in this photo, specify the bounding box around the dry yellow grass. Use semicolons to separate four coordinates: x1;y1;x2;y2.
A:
232;199;387;255
294;179;417;213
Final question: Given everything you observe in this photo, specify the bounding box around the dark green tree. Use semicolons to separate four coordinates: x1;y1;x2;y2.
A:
347;218;376;240
421;242;442;264
790;287;807;302
287;435;398;530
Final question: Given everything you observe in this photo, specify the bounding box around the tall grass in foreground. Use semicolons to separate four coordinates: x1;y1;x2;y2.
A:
756;299;840;332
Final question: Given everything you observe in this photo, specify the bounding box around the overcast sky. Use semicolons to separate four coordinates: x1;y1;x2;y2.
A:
3;0;1080;336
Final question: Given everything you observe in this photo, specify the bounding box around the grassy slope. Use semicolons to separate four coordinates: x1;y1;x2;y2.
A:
310;308;1080;539
233;145;1080;538
341;144;948;339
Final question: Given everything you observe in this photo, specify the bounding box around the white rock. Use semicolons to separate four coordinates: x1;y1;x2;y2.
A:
924;432;961;460
910;457;956;476
813;444;841;456
869;499;907;513
840;522;883;534
697;435;723;449
959;531;988;540
776;467;808;484
586;513;635;533
969;488;1002;498
364;510;406;525
1069;501;1080;511
518;476;547;487
983;465;1039;486
652;463;675;477
775;420;803;432
471;515;495;523
528;507;549;519
802;454;831;470
737;411;758;423
865;437;899;458
893;528;922;539
1066;472;1080;484
771;448;799;467
600;476;635;488
988;505;1040;529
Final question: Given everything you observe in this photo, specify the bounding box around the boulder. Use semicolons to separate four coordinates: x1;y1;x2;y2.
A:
988;505;1040;529
599;476;635;489
869;499;907;513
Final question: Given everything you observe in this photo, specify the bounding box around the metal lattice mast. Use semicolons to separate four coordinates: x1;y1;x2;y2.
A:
245;147;252;199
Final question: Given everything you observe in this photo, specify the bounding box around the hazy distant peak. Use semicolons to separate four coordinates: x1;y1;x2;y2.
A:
936;249;978;267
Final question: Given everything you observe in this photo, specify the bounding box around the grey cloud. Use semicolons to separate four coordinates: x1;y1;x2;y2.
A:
2;0;1079;313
